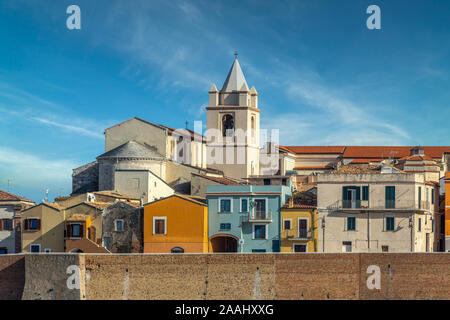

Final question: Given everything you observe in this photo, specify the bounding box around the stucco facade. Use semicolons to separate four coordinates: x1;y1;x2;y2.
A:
207;185;291;253
143;194;208;253
317;172;437;253
21;203;65;253
280;203;318;252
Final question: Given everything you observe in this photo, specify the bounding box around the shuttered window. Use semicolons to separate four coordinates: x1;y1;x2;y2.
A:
25;219;40;231
362;186;369;201
154;219;166;235
385;186;395;209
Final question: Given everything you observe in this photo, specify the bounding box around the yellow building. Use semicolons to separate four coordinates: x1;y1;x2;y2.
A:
21;203;65;253
143;194;208;253
281;198;318;252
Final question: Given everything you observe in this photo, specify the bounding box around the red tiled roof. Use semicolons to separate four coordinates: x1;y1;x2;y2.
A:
281;146;450;159
0;190;33;202
280;146;345;154
343;146;450;159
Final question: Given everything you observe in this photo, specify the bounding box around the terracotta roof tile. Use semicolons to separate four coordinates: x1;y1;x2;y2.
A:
280;146;345;154
350;158;383;164
294;166;333;170
0;190;34;202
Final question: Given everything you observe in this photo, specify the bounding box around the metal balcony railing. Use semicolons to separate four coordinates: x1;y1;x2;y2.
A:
248;210;272;222
285;229;311;240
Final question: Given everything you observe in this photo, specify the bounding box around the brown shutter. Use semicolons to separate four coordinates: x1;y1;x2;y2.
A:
0;219;3;231
8;219;13;231
67;224;71;238
80;224;84;238
36;219;41;230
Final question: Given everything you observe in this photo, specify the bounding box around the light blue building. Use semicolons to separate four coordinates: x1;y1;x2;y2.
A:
206;185;292;253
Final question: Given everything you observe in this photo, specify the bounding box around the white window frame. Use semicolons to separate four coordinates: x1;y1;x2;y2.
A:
29;244;41;253
385;215;395;232
292;243;308;252
44;248;51;253
153;216;167;235
218;197;233;213
297;217;309;239
252;224;268;240
240;197;249;213
283;218;292;230
115;219;124;232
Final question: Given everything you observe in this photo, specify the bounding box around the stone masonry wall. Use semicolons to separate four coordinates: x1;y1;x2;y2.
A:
1;253;450;300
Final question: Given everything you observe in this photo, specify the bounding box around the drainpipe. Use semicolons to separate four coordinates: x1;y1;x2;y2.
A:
409;216;414;252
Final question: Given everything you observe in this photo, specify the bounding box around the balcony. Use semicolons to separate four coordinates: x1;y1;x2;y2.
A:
285;229;311;240
328;200;433;212
248;210;272;223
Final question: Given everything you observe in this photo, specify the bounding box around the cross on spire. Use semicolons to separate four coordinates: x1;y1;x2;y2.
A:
234;51;238;59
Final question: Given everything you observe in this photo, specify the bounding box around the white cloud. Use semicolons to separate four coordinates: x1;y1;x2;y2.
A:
33;117;104;140
0;146;76;190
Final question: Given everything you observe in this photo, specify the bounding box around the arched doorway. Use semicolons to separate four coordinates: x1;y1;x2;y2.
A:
69;248;83;253
210;234;238;253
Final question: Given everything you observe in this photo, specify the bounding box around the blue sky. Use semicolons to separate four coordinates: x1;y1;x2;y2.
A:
1;0;450;202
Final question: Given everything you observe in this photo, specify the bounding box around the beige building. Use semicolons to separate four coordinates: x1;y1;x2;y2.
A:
317;164;438;253
206;58;261;179
114;169;174;203
21;203;65;253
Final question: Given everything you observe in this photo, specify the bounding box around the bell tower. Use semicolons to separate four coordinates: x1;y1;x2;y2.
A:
206;56;260;179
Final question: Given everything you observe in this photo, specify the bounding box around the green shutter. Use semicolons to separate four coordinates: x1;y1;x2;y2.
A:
343;186;349;201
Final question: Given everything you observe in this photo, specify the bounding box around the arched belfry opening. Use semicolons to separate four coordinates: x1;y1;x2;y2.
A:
222;114;234;137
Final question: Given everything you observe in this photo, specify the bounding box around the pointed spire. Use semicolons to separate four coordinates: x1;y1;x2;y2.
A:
221;58;248;92
250;86;258;95
209;84;218;92
240;82;249;92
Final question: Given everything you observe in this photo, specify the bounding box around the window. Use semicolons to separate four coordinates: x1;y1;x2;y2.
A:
222;114;234;137
253;225;267;240
342;186;360;208
252;249;266;253
0;219;13;231
0;248;7;254
293;244;307;252
115;219;124;232
382;245;389;252
362;186;369;201
432;219;435;232
254;199;267;219
220;223;231;230
283;219;291;230
44;248;51;253
418;218;422;232
25;218;40;231
30;244;40;253
171;247;184;253
385;186;395;209
282;179;287;186
431;188;435;204
263;179;270;185
342;241;352;253
298;218;308;238
386;217;395;231
67;223;82;238
153;217;166;235
347;217;356;231
240;198;248;212
219;198;232;213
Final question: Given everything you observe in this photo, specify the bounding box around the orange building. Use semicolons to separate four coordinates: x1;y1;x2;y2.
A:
445;173;450;251
143;194;208;253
